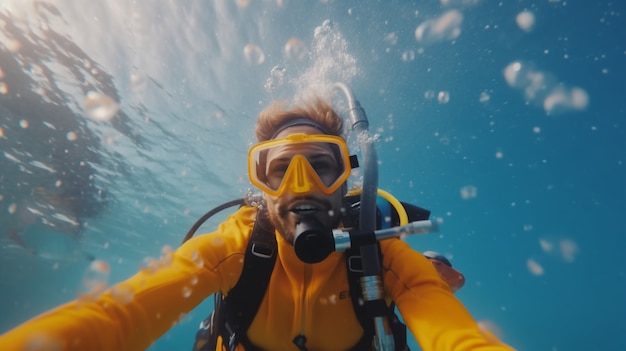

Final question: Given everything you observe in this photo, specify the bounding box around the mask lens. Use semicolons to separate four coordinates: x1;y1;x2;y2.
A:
248;134;350;196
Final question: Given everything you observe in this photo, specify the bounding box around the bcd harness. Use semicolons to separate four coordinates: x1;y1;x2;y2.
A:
192;195;430;351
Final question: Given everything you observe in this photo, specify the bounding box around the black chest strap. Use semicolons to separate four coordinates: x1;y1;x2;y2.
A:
195;209;276;351
345;245;409;351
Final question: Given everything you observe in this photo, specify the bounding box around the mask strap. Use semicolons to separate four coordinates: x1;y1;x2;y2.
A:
270;118;330;139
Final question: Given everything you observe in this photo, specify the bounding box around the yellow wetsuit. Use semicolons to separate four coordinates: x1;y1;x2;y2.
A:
0;206;514;351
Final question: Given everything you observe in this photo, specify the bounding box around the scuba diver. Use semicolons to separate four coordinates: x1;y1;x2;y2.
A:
0;92;514;351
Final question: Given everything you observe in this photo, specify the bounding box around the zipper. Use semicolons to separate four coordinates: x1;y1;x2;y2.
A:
293;264;312;351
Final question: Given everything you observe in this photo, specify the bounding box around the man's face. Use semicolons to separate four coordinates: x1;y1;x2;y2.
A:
262;125;345;244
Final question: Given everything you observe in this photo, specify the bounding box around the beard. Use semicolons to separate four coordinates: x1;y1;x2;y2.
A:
266;205;296;244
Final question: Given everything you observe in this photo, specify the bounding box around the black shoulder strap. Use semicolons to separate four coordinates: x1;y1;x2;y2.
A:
345;245;409;351
221;210;277;350
193;209;277;351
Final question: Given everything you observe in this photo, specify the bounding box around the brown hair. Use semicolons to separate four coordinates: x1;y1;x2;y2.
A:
255;97;344;142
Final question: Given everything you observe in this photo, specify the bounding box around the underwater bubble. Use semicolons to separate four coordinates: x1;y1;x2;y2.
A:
24;332;62;351
66;131;78;141
504;60;588;114
479;91;490;103
327;294;337;305
211;237;225;247
460;185;477;199
294;19;358;95
384;216;391;225
191;250;204;268
161;245;173;256
424;90;435;99
285;37;307;61
440;0;480;5
526;258;544;276
437;91;450;104
5;38;22;53
533;126;541;134
539;238;553;252
190;275;199;286
84;91;119;122
236;0;249;7
141;257;160;274
130;73;146;92
159;246;174;267
182;286;193;298
559;238;579;262
543;86;589;114
79;260;110;300
503;61;522;86
401;50;415;62
495;151;503;159
111;283;135;304
244;44;265;65
0;82;8;94
384;32;398;45
264;65;286;93
19;119;29;128
415;10;463;44
516;11;535;32
477;319;504;341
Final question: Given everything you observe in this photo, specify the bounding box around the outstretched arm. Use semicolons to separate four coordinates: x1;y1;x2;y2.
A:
0;206;256;351
382;240;515;351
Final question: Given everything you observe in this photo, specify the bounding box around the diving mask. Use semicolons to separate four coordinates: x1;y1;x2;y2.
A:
248;133;351;197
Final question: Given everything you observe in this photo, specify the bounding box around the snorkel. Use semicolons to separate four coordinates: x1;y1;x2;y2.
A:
290;84;439;351
292;84;378;263
333;82;394;351
294;84;423;350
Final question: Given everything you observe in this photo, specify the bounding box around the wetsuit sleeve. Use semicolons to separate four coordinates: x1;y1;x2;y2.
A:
0;206;256;351
381;239;515;351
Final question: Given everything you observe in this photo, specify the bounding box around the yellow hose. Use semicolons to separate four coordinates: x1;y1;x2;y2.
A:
346;188;409;226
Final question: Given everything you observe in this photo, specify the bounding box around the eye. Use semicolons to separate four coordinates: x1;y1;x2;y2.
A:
267;161;289;178
311;159;335;173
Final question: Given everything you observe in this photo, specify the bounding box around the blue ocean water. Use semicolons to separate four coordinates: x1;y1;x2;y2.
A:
0;1;624;350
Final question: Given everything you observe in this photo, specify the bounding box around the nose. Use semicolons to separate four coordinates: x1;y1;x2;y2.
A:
283;155;318;195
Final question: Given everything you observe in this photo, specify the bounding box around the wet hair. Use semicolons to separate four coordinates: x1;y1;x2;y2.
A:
255;97;344;142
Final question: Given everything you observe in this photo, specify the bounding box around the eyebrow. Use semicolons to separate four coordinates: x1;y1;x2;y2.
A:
268;152;334;164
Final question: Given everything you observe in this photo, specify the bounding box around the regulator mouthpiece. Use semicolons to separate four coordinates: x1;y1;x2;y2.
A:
293;217;334;264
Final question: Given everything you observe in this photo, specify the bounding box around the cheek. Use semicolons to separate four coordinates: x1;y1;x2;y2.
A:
263;195;283;215
263;194;275;207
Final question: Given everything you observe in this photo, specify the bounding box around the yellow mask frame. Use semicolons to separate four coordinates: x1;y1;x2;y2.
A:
248;133;351;197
